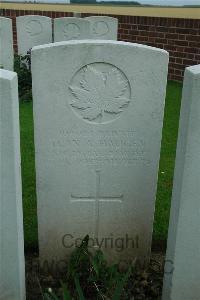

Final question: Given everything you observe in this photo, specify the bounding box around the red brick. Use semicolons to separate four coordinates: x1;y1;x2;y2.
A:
155;38;167;44
176;58;183;64
182;59;196;66
138;30;150;37
175;40;189;47
136;36;148;42
186;35;200;41
184;47;199;54
166;33;178;39
174;69;182;75
195;54;200;61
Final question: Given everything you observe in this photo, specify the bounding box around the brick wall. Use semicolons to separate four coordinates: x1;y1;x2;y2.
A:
1;8;200;81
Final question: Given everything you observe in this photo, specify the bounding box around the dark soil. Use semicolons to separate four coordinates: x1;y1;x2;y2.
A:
26;251;165;300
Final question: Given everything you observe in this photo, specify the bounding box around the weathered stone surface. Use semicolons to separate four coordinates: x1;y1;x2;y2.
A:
0;17;14;70
0;69;25;300
54;17;90;42
162;65;200;300
16;15;52;56
85;16;118;40
32;40;168;265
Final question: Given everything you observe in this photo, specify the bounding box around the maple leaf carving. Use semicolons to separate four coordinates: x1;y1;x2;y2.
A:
69;65;130;121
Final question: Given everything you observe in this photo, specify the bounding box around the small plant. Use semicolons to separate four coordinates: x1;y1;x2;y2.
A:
14;50;32;101
44;235;133;300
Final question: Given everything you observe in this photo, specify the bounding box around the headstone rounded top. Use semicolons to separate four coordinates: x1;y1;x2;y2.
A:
0;69;17;80
186;64;200;75
85;16;118;21
17;15;51;20
16;15;52;55
32;39;168;56
54;17;89;22
54;17;91;42
17;15;51;36
0;17;12;22
85;16;118;40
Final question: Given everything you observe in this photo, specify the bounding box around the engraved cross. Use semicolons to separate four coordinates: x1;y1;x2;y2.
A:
70;170;123;239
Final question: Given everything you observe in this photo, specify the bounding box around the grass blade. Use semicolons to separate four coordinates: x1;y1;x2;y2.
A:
61;282;72;300
112;266;132;300
43;291;60;300
74;275;85;300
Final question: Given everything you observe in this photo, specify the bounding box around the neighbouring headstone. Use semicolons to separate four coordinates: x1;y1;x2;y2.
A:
0;17;14;70
162;65;200;300
32;40;168;266
54;17;90;42
16;15;52;56
0;69;25;300
85;16;118;40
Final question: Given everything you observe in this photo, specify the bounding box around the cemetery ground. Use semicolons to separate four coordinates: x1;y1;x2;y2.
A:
19;78;182;299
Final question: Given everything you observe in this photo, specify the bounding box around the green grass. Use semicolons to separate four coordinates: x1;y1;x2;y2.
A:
19;81;182;248
153;81;182;240
20;102;37;248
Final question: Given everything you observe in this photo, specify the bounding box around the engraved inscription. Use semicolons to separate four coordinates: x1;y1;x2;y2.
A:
69;62;131;124
50;129;150;166
26;20;43;36
63;23;81;39
93;21;109;36
71;170;123;240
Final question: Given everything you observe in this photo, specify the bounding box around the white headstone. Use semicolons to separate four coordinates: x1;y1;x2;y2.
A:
162;65;200;300
16;15;52;56
0;17;14;71
0;69;25;300
54;17;90;42
32;40;168;265
85;16;118;40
